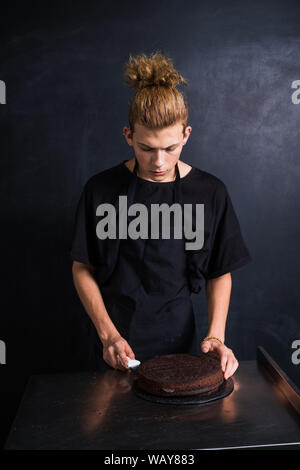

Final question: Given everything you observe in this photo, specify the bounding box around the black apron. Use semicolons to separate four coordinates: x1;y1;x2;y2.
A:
91;159;199;370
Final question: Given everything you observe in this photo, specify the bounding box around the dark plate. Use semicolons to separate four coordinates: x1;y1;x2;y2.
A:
132;377;234;405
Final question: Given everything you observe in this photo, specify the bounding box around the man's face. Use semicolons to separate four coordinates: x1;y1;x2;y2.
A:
123;121;192;182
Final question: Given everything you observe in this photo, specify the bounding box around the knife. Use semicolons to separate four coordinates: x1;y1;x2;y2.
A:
120;355;141;372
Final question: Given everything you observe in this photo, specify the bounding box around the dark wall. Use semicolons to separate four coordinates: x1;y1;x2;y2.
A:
1;0;300;448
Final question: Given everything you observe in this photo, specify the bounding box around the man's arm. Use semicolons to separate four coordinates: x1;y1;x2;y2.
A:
72;261;135;370
205;272;232;342
202;272;239;379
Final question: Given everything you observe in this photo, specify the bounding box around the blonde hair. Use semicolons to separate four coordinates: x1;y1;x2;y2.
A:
123;51;189;134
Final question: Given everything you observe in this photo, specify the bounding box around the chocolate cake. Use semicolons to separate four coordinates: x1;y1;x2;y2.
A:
137;353;224;397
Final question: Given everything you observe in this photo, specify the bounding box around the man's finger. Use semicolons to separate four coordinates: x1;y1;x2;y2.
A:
117;356;128;371
201;341;211;352
220;352;228;373
118;352;129;368
224;358;233;379
125;345;135;360
106;346;119;369
225;358;238;380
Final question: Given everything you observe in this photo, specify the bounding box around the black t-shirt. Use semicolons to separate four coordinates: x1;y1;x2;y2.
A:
70;161;252;290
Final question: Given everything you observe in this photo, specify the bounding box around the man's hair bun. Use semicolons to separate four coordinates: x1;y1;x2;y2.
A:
123;51;188;90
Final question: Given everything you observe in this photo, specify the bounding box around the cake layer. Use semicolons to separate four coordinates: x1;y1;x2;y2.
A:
137;353;224;397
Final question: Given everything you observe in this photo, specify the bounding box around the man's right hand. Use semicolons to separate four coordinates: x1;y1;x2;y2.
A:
102;334;135;371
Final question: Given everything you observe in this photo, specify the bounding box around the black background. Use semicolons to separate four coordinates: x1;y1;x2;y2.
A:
0;0;300;449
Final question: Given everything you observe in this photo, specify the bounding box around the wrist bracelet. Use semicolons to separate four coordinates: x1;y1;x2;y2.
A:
202;336;224;345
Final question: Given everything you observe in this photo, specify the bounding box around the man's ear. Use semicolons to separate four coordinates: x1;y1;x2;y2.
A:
183;125;192;144
123;126;134;144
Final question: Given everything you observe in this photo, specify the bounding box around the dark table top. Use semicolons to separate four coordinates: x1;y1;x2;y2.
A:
5;360;300;450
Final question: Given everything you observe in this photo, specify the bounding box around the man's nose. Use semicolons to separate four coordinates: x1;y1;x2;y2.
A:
151;150;165;167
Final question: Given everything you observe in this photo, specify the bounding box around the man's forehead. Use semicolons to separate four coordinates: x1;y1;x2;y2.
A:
134;123;183;143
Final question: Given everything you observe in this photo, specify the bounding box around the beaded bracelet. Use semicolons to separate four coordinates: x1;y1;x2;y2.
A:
201;336;224;345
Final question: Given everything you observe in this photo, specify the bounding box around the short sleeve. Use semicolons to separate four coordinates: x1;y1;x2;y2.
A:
204;182;252;280
69;180;98;267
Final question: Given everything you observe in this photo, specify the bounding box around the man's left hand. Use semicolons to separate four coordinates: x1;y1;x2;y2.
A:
201;339;239;380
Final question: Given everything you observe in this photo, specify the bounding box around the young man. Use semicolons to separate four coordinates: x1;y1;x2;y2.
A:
70;52;252;378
